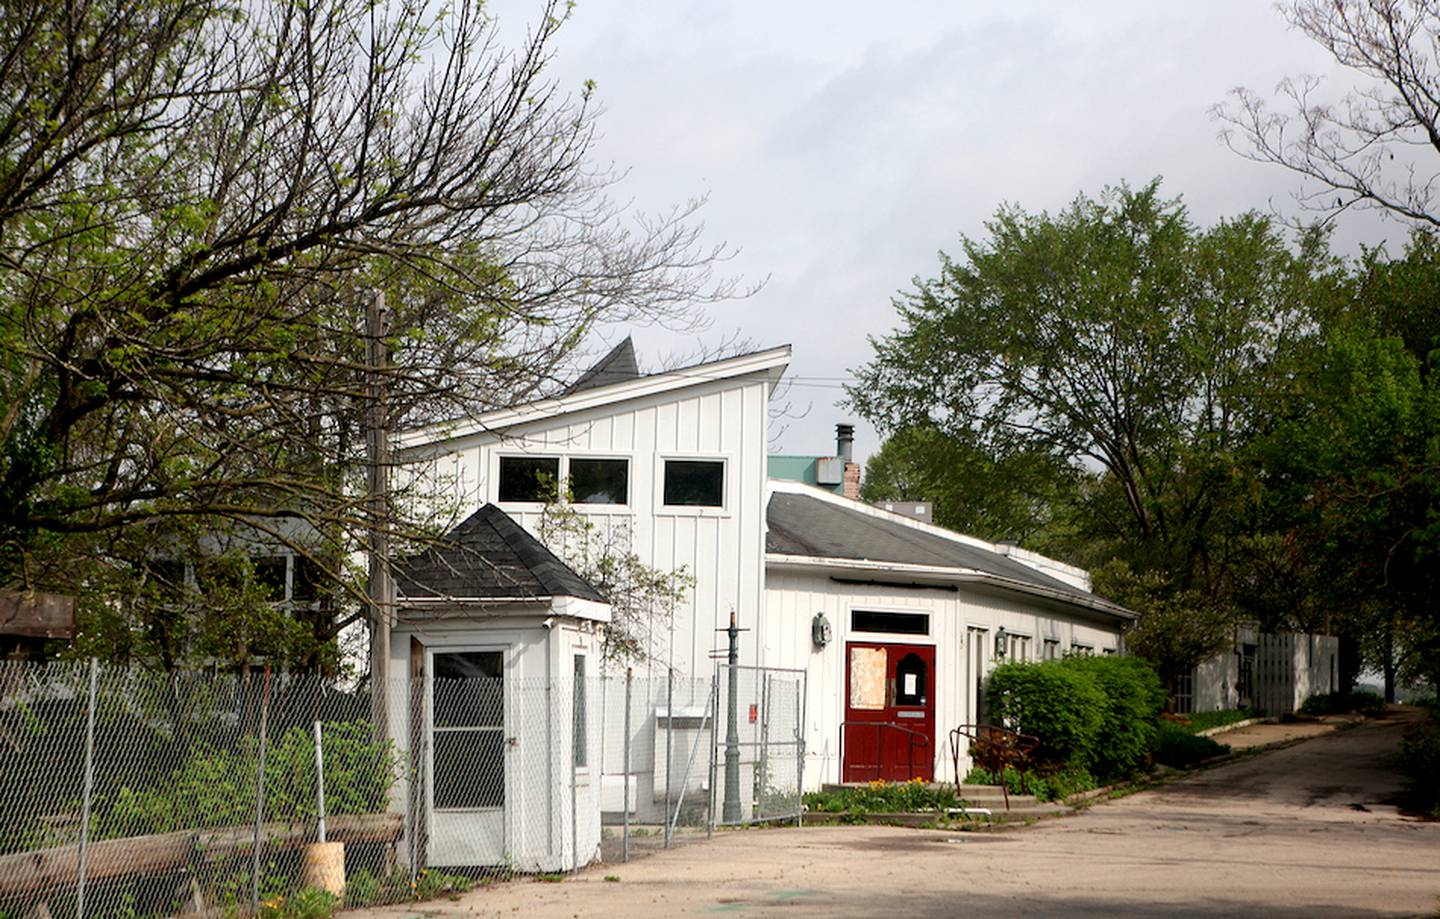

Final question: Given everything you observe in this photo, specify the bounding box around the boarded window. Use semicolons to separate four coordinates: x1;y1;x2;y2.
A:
571;458;628;505
498;456;560;503
848;647;887;711
663;460;724;507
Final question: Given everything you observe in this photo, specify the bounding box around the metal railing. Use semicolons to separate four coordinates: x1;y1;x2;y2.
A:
948;722;1038;810
837;720;932;783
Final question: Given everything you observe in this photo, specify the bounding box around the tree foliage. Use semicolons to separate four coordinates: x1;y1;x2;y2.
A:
0;0;732;668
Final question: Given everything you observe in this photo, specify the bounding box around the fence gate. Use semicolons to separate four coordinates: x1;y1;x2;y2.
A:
709;665;806;828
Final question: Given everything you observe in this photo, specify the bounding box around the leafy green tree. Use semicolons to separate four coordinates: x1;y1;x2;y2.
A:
860;425;1074;545
0;0;731;668
849;180;1335;609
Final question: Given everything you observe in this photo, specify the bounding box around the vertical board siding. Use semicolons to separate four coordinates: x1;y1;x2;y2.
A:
417;375;774;683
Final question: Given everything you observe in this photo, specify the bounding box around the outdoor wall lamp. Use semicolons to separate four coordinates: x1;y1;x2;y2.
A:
812;612;832;648
994;626;1008;659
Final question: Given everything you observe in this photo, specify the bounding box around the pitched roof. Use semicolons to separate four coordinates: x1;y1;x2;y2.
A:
765;488;1130;618
564;336;641;395
396;504;605;604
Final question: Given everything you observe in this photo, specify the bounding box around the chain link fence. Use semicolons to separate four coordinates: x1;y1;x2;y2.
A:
0;660;808;917
710;665;806;828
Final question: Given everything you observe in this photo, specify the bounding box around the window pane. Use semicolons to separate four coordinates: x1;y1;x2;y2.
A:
498;456;559;502
895;653;928;706
572;655;587;767
663;460;724;507
571;458;628;505
851;610;929;635
433;651;503;728
434;729;504;809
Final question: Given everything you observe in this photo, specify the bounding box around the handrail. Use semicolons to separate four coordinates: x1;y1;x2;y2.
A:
948;722;1039;811
839;720;932;783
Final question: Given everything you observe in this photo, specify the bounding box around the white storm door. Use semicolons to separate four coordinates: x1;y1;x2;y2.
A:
427;649;507;866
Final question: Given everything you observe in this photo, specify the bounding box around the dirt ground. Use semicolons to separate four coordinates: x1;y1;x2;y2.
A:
351;709;1439;918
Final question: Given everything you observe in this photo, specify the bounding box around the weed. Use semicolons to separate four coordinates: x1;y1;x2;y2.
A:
603;875;620;882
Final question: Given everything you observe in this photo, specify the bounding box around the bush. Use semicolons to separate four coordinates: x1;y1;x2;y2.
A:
1153;721;1229;768
985;655;1164;781
986;661;1105;772
803;779;960;813
963;765;1096;802
94;719;396;838
1298;690;1385;716
1397;719;1440;817
1056;655;1165;779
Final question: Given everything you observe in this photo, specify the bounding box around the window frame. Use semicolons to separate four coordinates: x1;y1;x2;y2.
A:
657;455;730;514
567;456;632;507
427;644;510;813
495;454;562;505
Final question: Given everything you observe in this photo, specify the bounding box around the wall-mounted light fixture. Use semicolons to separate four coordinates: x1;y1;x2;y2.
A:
811;612;832;648
994;626;1008;659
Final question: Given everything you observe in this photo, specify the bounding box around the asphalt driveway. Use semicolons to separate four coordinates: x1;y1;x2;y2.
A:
354;709;1440;918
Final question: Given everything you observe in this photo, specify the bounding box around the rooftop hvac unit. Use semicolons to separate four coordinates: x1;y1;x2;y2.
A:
815;456;844;485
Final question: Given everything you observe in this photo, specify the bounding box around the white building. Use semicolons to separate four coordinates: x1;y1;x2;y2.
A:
390;338;1134;850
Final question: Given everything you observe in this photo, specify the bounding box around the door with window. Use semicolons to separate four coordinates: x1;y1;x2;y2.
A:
842;642;935;782
428;649;507;866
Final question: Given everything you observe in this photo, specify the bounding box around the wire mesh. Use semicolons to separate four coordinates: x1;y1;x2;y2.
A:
710;665;807;827
0;660;607;918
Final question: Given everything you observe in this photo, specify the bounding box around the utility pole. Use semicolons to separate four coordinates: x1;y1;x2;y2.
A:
366;290;392;743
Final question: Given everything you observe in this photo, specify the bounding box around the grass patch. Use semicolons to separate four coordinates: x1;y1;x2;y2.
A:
962;764;1096;802
1180;709;1258;734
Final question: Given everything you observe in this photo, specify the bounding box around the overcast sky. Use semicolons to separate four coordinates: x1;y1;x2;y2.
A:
498;1;1399;463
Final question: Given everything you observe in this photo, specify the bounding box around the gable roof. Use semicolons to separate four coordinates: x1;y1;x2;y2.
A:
563;336;640;395
765;483;1132;621
398;345;791;451
396;504;605;604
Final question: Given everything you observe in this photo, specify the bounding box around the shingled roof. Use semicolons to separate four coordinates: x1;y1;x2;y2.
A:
396;505;606;604
766;490;1130;617
563;336;641;396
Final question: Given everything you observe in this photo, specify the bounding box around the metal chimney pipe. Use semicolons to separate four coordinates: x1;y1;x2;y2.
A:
836;423;855;462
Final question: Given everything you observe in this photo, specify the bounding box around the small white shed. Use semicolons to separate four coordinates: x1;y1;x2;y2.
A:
386;505;609;872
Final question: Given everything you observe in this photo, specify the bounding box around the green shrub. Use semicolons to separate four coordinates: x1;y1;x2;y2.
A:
94;719;395;838
1396;719;1440;817
1055;655;1164;779
260;887;338;919
802;779;960;813
1298;690;1385;716
986;661;1104;772
985;656;1163;781
1152;721;1228;768
963;764;1097;802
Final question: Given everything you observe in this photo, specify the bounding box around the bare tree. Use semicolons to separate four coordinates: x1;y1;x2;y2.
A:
0;0;736;666
1218;0;1440;228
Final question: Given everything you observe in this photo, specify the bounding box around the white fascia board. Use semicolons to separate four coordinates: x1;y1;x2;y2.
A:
765;552;1137;623
397;345;793;451
552;595;613;624
766;478;1090;586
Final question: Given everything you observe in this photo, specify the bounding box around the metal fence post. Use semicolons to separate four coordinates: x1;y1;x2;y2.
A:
663;667;674;849
757;674;770;821
569;674;578;873
313;721;327;844
622;668;632;863
75;658;99;919
251;668;272;915
796;671;807;829
706;670;718;839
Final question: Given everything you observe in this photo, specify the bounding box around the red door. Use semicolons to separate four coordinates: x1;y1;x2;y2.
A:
842;642;935;782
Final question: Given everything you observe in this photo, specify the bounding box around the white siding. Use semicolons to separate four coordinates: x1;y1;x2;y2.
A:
762;568;1126;789
405;373;773;680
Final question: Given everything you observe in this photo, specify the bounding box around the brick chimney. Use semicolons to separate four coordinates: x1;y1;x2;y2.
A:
837;423;861;500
